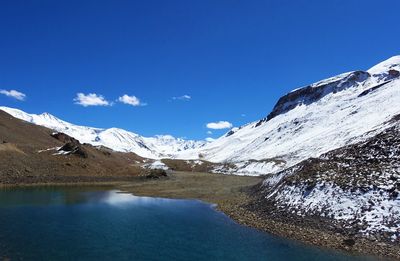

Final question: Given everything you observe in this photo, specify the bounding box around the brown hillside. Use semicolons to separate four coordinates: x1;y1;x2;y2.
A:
0;110;145;185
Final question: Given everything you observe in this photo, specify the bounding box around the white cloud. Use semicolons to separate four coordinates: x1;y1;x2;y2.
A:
206;121;233;129
0;89;26;101
205;137;215;142
74;93;110;107
207;130;213;135
118;94;146;106
172;95;191;101
241;113;246;117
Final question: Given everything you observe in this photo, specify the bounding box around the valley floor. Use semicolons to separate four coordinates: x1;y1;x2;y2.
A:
3;171;399;260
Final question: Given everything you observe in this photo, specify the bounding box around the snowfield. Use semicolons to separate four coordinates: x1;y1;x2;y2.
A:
142;160;169;170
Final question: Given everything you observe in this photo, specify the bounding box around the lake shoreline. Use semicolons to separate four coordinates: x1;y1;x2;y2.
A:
216;193;400;261
117;171;400;261
3;171;399;260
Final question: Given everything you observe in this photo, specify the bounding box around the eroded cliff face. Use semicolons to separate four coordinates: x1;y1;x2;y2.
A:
265;71;370;122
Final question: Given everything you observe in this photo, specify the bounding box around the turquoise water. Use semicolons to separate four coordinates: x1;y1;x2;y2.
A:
0;187;377;261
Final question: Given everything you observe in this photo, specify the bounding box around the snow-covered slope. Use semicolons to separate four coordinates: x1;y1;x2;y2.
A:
0;107;206;159
179;56;400;175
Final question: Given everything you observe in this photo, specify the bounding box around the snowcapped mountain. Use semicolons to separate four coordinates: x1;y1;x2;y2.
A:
179;55;400;175
1;56;399;174
0;106;206;159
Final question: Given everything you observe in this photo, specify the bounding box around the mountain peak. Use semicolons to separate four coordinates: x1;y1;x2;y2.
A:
368;55;400;75
40;112;57;119
263;55;400;123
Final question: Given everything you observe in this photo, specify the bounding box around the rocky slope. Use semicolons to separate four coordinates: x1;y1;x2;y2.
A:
249;115;400;246
0;107;206;159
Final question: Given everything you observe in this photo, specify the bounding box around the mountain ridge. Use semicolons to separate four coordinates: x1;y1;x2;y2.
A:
1;55;399;175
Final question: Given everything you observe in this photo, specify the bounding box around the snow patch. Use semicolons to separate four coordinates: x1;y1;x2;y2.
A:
143;160;169;170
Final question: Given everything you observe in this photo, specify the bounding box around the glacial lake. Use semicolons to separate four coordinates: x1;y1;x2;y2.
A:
0;187;377;260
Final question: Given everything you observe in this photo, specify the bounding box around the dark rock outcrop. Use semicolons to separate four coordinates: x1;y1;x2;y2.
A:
145;169;168;179
389;69;400;78
59;142;88;158
51;132;88;158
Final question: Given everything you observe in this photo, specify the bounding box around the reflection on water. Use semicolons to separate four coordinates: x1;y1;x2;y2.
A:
0;186;100;206
101;191;179;206
0;187;379;261
0;187;189;207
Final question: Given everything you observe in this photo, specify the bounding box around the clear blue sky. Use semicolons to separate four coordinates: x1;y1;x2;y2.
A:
0;0;399;140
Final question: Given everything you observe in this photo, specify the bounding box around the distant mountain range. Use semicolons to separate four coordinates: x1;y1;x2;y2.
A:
0;106;206;159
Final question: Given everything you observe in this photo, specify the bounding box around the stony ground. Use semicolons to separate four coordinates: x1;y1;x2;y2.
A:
118;171;262;204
